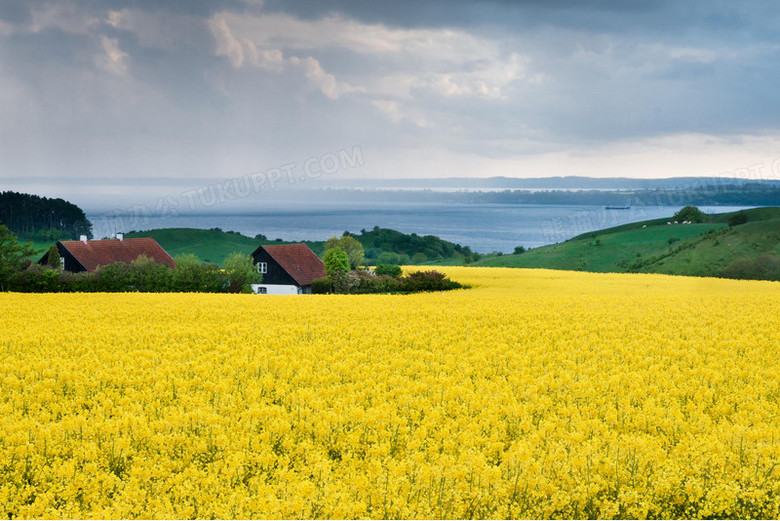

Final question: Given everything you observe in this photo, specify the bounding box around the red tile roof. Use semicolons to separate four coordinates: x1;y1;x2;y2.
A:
261;243;325;286
59;238;175;271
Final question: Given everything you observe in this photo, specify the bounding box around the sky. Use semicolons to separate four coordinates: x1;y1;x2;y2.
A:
2;0;780;204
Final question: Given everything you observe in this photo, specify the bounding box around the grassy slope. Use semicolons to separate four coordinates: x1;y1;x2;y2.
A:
124;228;325;266
476;207;780;276
636;218;780;276
21;240;54;262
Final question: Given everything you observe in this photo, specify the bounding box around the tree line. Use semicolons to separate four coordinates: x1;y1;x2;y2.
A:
0;191;93;240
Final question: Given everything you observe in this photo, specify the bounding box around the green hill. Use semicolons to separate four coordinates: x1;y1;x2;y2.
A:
476;207;780;277
124;228;325;266
123;226;472;267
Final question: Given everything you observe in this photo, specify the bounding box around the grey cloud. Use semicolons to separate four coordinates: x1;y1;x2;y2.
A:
0;0;31;24
2;0;780;187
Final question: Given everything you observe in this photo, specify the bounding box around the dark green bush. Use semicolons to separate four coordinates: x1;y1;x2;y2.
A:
348;271;401;294
92;262;135;291
728;211;748;227
130;255;173;292
8;264;65;292
311;277;331;294
172;254;226;292
375;264;402;278
411;252;428;264
400;270;463;292
722;254;780;281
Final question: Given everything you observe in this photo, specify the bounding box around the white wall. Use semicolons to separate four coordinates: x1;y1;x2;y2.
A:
251;284;301;295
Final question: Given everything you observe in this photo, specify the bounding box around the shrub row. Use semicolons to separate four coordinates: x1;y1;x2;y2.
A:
9;256;228;293
312;268;465;295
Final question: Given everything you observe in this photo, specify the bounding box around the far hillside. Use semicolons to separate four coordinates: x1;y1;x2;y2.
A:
123;226;472;266
347;226;476;265
476;207;780;278
124;228;325;266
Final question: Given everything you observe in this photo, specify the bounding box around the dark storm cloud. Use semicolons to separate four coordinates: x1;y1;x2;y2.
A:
1;0;779;194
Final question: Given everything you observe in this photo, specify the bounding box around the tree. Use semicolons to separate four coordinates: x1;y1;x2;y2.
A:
375;264;402;278
728;211;748;227
673;206;707;223
311;277;331;294
0;224;37;291
130;254;173;292
411;252;427;264
46;245;62;269
377;251;401;265
323;247;350;294
325;235;365;270
172;254;226;292
323;247;350;278
513;246;526;255
223;252;262;293
0;191;92;239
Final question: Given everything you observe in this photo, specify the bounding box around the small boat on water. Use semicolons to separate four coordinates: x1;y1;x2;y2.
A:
605;205;631;210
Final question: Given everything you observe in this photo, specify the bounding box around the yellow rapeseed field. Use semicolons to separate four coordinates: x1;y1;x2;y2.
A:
1;267;779;519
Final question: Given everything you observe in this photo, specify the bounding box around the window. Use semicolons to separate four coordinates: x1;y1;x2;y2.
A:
258;287;267;294
257;262;267;274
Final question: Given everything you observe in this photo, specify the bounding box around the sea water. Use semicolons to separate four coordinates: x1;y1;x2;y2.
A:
89;202;755;254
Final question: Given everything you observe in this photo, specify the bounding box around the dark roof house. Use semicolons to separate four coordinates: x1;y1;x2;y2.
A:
39;235;175;272
251;243;325;293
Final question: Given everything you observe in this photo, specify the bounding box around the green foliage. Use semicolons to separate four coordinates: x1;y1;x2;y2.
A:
8;264;64;292
375;264;402;278
355;226;472;265
311;277;331;294
400;270;463;292
124;228;325;266
728;211;748;227
8;252;233;293
45;245;62;269
129;254;174;292
26;229;72;242
475;207;780;278
673;206;708;223
668;237;679;245
722;254;780;281
377;251;410;265
411;252;427;264
172;254;226;293
345;270;401;294
0;224;37;291
0;191;92;239
325;235;365;269
513;246;526;255
324;248;351;293
91;262;134;291
223;252;262;293
324;248;350;278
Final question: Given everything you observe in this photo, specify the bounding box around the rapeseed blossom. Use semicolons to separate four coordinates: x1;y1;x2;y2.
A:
1;268;779;518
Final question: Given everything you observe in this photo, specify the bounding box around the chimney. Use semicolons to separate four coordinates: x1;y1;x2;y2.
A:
116;233;123;241
80;235;88;244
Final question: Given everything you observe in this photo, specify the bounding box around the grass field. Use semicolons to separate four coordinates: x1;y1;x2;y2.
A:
2;268;779;518
124;228;325;266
